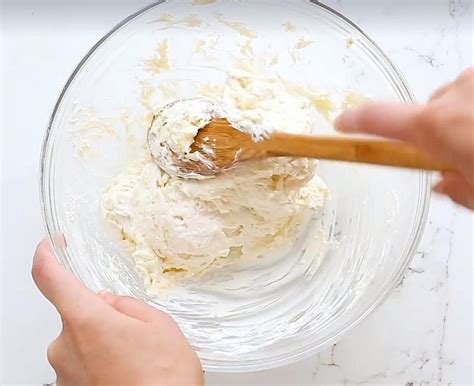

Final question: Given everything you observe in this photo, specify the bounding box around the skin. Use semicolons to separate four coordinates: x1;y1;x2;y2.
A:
335;67;474;210
32;239;204;386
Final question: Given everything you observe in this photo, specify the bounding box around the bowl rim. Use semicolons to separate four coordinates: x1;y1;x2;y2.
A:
39;0;431;373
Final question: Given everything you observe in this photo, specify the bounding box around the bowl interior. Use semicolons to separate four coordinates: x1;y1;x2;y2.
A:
41;0;428;372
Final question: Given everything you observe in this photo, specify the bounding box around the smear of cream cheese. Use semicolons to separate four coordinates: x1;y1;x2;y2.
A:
143;39;170;74
150;13;207;30
214;12;258;38
283;22;297;33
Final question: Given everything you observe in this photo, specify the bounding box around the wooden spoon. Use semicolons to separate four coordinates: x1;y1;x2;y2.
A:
176;118;453;176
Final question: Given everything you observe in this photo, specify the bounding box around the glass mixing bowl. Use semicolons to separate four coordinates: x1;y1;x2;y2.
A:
40;0;429;372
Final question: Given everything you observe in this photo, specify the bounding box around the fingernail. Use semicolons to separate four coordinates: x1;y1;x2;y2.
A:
334;109;360;132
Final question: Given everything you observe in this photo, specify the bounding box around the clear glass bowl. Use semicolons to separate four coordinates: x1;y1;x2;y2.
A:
40;0;429;372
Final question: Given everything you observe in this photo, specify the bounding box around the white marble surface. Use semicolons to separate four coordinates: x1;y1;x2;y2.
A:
1;0;472;385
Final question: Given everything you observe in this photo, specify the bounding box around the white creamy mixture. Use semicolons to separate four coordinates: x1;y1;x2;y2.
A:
102;71;329;290
147;98;222;179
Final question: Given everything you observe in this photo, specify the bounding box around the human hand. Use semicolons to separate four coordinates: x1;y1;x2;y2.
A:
32;239;204;386
335;67;474;209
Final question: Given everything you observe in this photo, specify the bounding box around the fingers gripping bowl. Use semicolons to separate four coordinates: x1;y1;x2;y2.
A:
40;0;429;372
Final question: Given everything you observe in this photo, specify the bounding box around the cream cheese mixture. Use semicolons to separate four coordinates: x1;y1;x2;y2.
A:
102;71;329;290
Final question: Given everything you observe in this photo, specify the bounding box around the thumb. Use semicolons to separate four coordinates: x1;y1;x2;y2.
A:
433;171;474;210
335;102;424;143
32;239;105;316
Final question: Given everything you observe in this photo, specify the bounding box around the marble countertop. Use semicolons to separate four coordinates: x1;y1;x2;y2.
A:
1;0;472;385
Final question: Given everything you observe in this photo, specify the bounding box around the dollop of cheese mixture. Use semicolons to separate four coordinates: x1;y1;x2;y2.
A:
102;71;329;290
148;98;231;179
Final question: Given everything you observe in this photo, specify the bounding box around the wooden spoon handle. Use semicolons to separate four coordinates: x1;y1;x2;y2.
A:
261;133;453;171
